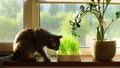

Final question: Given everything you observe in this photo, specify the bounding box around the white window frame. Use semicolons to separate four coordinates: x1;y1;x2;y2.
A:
0;0;120;56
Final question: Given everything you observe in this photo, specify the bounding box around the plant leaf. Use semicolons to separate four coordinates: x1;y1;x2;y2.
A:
116;11;120;18
80;5;84;12
105;0;111;4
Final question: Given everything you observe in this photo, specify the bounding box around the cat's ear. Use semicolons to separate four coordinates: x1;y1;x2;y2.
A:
57;35;63;39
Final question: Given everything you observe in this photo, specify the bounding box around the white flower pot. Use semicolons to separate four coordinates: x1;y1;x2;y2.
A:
56;51;81;62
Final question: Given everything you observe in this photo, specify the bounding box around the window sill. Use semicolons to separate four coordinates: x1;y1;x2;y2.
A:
1;55;120;66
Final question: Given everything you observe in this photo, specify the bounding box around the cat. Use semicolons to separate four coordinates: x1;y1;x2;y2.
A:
0;28;62;62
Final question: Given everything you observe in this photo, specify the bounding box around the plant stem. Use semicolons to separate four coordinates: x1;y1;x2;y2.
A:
103;4;108;17
80;11;100;23
103;0;105;16
104;18;119;35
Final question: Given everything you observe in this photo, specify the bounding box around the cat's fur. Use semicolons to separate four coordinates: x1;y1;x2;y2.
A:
0;28;62;62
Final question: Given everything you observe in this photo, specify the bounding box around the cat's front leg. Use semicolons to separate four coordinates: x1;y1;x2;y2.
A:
36;48;51;62
44;58;51;62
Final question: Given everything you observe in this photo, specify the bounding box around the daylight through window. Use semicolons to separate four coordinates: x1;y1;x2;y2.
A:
0;0;23;42
40;3;120;47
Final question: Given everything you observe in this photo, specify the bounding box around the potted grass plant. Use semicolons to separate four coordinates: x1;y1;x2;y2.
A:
70;0;120;61
56;35;81;62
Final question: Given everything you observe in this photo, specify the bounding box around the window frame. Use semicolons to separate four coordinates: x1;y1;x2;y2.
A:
0;0;39;54
37;0;120;4
0;0;120;56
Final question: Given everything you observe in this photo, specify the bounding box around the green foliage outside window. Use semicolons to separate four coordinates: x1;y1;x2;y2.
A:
0;0;23;42
40;4;120;47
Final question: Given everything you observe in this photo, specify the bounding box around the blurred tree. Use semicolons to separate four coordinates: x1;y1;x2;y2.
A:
64;4;78;12
0;16;17;41
0;0;23;19
49;4;62;15
59;12;73;34
40;4;120;47
0;0;23;41
40;11;64;34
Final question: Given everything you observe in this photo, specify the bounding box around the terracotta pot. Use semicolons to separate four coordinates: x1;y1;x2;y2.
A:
91;40;116;61
56;51;81;62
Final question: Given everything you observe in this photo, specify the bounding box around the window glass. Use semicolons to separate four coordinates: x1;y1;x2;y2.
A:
40;4;120;47
0;0;23;42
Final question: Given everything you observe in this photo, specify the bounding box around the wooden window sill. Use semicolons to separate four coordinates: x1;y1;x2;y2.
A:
1;55;120;66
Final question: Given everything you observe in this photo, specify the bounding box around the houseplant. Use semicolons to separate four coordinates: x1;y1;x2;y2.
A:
57;35;81;62
70;0;120;61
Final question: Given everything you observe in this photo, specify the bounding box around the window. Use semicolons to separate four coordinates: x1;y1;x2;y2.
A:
39;0;120;55
0;0;23;42
1;0;120;55
40;4;120;47
0;0;39;53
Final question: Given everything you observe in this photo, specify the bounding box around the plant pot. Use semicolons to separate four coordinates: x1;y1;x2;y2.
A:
56;51;81;62
91;40;116;61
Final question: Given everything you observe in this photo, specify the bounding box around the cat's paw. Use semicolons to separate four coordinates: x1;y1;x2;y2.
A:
44;59;51;62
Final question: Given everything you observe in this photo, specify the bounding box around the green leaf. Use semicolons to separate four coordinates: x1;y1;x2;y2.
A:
105;0;111;4
116;11;120;18
80;5;84;12
58;36;79;55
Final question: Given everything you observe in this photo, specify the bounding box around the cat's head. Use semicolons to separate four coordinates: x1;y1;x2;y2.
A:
47;35;62;50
